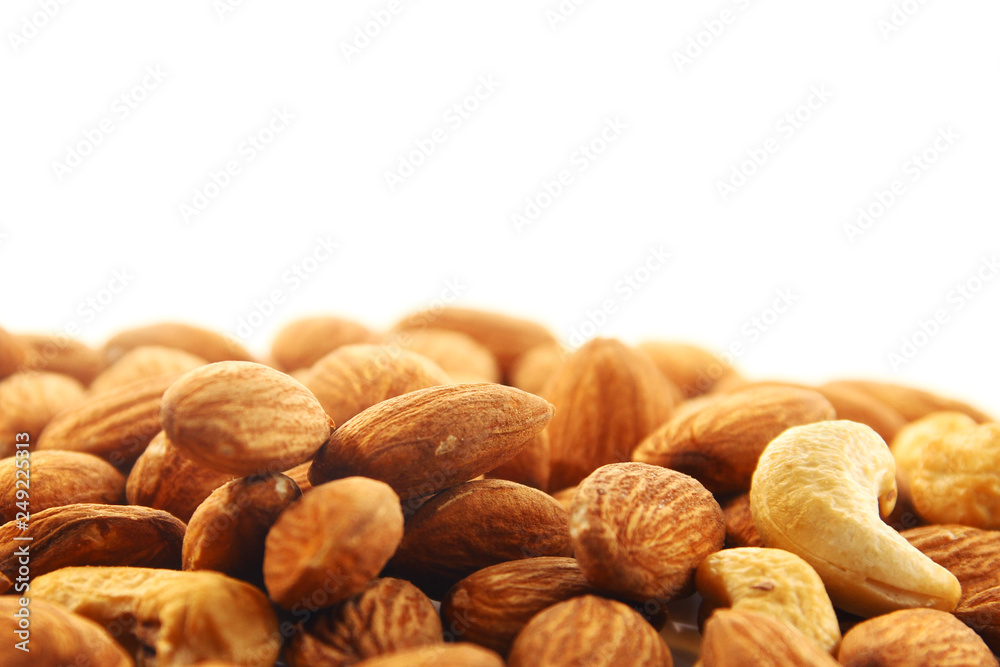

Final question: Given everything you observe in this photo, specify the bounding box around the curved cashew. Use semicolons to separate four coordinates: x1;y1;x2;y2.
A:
750;420;961;617
695;547;841;653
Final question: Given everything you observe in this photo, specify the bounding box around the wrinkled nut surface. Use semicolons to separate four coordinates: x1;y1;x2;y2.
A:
633;385;835;494
89;344;207;395
507;594;673;667
0;450;125;523
271;315;375;372
309;383;554;500
103;321;256;364
837;608;999;667
570;462;724;603
264;476;404;609
720;493;762;549
352;643;505;667
695;547;841;653
700;608;839;667
184;472;302;585
440;556;593;657
287;577;442;667
750;420;961;617
0;596;132;667
891;411;978;499
162;361;333;475
0;370;86;456
30;566;280;667
390;479;573;599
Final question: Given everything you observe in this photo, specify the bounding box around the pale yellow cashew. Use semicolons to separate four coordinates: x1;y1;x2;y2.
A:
750;420;961;617
695;547;841;654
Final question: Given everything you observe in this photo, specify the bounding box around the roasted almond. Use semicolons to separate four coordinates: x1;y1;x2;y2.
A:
351;643;505;667
384;327;500;383
637;340;739;398
0;450;125;523
15;332;107;385
0;325;26;380
0;370;86;457
720;493;763;549
89;344;207;395
485;429;550;491
824;379;993;423
271;315;375;372
103;321;255;364
509;341;566;396
700;608;839;667
813;382;907;445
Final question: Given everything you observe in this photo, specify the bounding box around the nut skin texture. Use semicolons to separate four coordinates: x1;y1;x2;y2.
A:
633;385;836;494
89;344;207;395
545;338;679;492
903;524;1000;653
570;462;725;603
0;450;125;523
286;577;442;667
309;383;554;500
103;321;256;364
720;493;763;548
0;370;86;456
695;547;841;654
838;608;999;667
0;597;132;667
302;344;451;427
183;472;302;586
351;643;505;667
390;479;574;599
700;608;840;667
162;361;333;476
384;327;501;383
824;379;993;423
15;332;107;385
127;430;237;522
30;566;280;667
507;595;673;667
0;503;184;589
271;315;375;372
36;373;175;470
264;476;404;610
750;420;961;617
485;429;551;491
440;556;594;657
891;411;979;503
637;340;739;398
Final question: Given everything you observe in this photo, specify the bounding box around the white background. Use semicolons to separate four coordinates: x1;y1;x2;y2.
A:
2;0;998;415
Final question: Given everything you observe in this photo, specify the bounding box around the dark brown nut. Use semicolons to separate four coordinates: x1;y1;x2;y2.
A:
0;450;125;523
569;462;724;603
287;577;442;667
283;460;314;493
633;385;836;494
390;479;573;599
485;429;550;491
183;472;302;586
700;608;839;666
15;332;107;385
507;595;673;667
0;596;131;667
352;643;505;667
264;476;404;610
301;344;450;426
309;383;554;500
0;370;86;456
103;321;256;364
127;431;236;522
637;340;740;398
721;493;763;549
36;373;175;469
89;344;207;395
0;503;184;590
383;327;500;383
440;556;593;656
823;379;994;423
271;315;375;372
544;338;679;492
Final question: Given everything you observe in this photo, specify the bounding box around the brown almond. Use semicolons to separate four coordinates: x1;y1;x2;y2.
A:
352;643;505;667
390;479;573;599
637;340;740;398
0;450;125;523
271;315;375;372
485;429;550;491
701;608;839;666
309;383;554;500
721;493;763;549
89;344;207;395
507;595;673;667
509;341;566;396
283;459;314;494
15;332;107;385
0;370;86;457
570;462;724;602
384;327;500;383
824;379;993;423
0;325;26;380
633;385;835;494
162;361;333;475
813;382;907;445
103;321;255;364
287;577;442;667
545;338;679;492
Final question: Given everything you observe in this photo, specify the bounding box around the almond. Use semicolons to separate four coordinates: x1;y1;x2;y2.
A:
0;597;131;667
637;340;740;398
509;341;566;396
700;608;839;666
0;370;85;457
308;383;554;500
545;338;678;492
352;643;504;667
15;332;107;385
271;315;375;372
633;385;835;494
0;325;26;380
485;429;550;491
89;344;207;395
813;382;907;445
570;462;724;603
824;379;993;423
507;594;673;667
162;361;333;476
384;327;500;383
103;321;255;364
0;450;125;523
720;493;763;549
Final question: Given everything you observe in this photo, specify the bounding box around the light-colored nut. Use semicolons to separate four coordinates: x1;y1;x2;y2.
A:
891;411;978;501
30;566;280;666
569;462;724;603
824;379;993;423
700;608;840;667
390;479;573;599
0;596;132;667
485;429;550;491
352;643;505;667
695;547;841;653
750;420;961;617
271;315;374;372
302;344;450;426
384;327;500;383
509;341;566;396
0;370;86;456
15;332;107;385
0;450;125;523
162;361;333;475
837;608;998;666
308;383;554;500
264;476;403;610
507;595;673;667
103;321;255;364
183;472;301;586
545;338;679;492
287;577;442;667
89;344;207;395
127;431;236;521
720;493;762;548
637;340;739;398
440;556;593;657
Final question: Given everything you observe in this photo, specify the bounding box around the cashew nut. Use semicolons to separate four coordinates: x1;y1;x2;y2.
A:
749;420;961;617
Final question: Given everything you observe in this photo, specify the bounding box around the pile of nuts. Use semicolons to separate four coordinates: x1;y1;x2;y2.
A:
0;309;998;666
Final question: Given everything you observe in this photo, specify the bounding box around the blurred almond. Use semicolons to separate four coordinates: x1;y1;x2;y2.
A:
0;325;25;380
509;341;566;396
813;382;907;445
103;321;255;364
352;644;504;667
0;450;125;523
89;345;206;395
271;315;374;372
637;340;739;398
15;332;107;385
824;379;993;423
0;370;85;456
701;608;839;666
384;327;500;383
721;493;763;549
